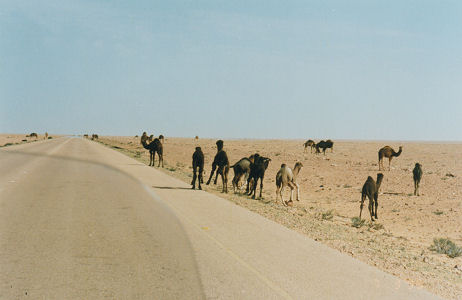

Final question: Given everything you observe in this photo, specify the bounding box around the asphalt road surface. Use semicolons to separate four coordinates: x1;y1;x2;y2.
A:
0;137;440;299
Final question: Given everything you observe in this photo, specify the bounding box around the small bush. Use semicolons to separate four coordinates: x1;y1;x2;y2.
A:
351;217;365;228
48;136;53;139
167;167;176;172
433;210;444;215
3;143;13;147
369;222;384;230
321;209;334;221
430;238;462;258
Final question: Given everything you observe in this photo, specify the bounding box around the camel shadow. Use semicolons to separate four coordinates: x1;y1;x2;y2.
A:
152;185;192;190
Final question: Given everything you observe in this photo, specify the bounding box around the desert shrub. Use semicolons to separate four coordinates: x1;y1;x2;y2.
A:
369;222;384;230
433;210;444;215
430;238;462;258
48;136;53;139
3;143;13;147
321;209;334;221
351;217;365;228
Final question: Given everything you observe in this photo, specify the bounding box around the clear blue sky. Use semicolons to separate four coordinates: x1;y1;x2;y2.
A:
1;1;461;140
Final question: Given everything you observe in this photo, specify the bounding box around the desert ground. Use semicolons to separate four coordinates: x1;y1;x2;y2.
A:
96;135;461;299
0;133;56;147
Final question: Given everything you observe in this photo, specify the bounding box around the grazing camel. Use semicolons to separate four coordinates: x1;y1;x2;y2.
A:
230;154;259;193
413;163;423;196
378;146;402;171
141;135;164;167
276;162;303;206
247;154;271;199
206;140;230;193
191;147;204;190
360;173;384;221
303;140;316;153
315;140;334;154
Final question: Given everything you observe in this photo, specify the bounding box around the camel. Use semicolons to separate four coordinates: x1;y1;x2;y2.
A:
315;140;334;155
360;173;384;221
141;135;164;167
378;146;402;171
191;147;204;190
206;140;230;193
230;154;258;193
247;154;271;199
44;132;48;140
413;163;423;196
303;140;316;153
28;133;38;139
276;162;303;206
91;134;98;140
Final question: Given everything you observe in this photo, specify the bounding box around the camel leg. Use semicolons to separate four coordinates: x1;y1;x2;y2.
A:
295;183;300;201
214;168;220;184
374;194;379;219
198;167;203;190
192;167;197;189
288;182;295;202
259;176;263;199
368;198;374;222
150;151;154;166
224;167;229;193
206;164;217;185
359;194;365;219
388;158;392;171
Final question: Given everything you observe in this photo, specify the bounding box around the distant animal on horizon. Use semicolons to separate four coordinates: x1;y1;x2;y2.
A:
191;147;204;190
28;133;38;139
84;134;89;138
276;162;303;206
413;163;423;196
141;134;164;167
247;154;271;199
360;173;384;221
195;136;199;141
303;140;316;153
44;132;48;140
378;146;402;171
91;134;98;140
315;140;333;155
206;140;230;193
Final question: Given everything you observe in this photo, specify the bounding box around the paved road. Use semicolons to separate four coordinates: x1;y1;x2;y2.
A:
0;138;440;299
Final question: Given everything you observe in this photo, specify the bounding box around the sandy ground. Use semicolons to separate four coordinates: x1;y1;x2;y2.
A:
95;135;462;299
0;133;57;147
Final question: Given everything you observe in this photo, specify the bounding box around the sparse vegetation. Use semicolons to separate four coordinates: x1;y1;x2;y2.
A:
351;217;365;228
430;238;462;258
321;209;334;221
433;210;444;215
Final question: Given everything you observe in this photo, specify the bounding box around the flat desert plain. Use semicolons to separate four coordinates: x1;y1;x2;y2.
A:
97;136;462;299
0;133;55;147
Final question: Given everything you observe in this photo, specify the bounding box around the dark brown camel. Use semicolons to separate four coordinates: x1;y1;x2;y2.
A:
141;135;164;167
247;154;271;199
413;163;423;196
360;173;384;221
315;140;333;155
191;147;204;190
206;140;230;193
378;146;402;171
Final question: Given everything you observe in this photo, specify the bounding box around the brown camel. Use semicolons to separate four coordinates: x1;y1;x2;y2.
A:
413;163;423;196
360;173;384;221
303;140;316;153
378;146;402;171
